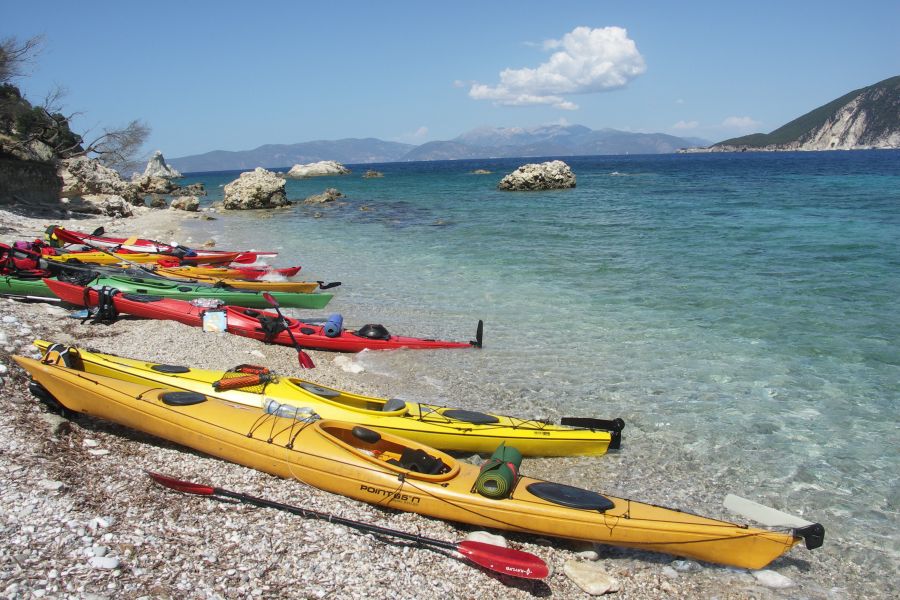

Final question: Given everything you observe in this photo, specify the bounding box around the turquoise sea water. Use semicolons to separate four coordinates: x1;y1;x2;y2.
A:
180;151;899;564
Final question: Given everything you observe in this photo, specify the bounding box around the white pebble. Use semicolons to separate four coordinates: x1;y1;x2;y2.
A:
89;516;113;530
89;556;120;570
661;566;679;579
83;439;100;448
38;479;64;491
672;559;701;572
464;530;507;547
2;315;17;323
0;364;7;375
564;560;621;595
753;569;795;589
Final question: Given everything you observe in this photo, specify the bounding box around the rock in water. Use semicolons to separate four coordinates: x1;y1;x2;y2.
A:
222;168;291;210
285;160;351;178
497;160;576;191
142;150;182;179
303;188;344;204
170;196;200;211
563;560;620;595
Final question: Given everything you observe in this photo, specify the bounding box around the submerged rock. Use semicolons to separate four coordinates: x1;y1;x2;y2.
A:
222;168;290;210
303;188;344;204
498;160;576;191
362;169;384;178
285;160;351;178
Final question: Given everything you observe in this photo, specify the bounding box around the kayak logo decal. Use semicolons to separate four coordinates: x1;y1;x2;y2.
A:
359;485;421;506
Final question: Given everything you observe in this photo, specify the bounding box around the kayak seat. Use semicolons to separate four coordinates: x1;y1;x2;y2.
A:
297;382;341;399
351;426;381;444
255;314;288;341
382;398;407;412
441;409;499;424
151;364;191;374
160;391;207;406
526;482;615;512
389;448;447;475
243;309;261;317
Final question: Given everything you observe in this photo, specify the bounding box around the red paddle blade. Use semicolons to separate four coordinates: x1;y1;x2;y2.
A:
147;472;216;496
455;540;549;580
298;350;316;369
262;292;278;307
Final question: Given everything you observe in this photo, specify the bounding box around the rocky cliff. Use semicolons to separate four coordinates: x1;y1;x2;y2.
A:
708;76;899;152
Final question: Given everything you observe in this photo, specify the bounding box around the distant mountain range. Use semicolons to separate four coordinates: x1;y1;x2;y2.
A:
168;125;710;173
697;75;899;152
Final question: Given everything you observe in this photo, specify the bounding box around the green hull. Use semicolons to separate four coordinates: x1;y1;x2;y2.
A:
0;276;332;309
0;277;54;300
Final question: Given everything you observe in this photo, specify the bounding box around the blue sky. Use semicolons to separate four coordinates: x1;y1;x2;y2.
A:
4;0;898;157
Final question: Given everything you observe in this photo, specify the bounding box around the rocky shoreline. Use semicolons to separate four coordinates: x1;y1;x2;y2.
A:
0;207;885;599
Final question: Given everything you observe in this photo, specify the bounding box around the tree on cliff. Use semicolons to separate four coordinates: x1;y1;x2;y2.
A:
0;35;149;171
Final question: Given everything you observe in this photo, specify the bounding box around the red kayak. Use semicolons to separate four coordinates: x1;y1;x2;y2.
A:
47;226;277;265
45;279;483;353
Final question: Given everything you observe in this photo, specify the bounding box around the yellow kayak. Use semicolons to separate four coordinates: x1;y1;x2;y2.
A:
14;352;824;569
132;268;321;293
32;340;623;456
44;250;172;265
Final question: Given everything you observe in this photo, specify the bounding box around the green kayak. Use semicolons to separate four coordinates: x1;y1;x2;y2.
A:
0;275;333;309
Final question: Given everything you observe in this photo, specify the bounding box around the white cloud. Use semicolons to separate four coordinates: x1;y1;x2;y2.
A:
411;126;429;139
722;116;761;131
469;26;646;109
672;120;699;130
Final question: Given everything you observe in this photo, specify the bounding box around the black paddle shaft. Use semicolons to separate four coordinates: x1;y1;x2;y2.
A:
216;487;456;551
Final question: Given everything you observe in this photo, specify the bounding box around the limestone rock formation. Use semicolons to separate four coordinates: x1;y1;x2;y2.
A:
59;156;144;207
497;160;576;191
285;160;351;178
222;168;290;210
142;150;182;179
362;169;384;178
303;188;344;204
704;76;900;152
132;175;179;195
170;196;200;212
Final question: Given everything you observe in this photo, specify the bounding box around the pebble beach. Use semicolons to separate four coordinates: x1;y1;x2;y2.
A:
0;204;892;599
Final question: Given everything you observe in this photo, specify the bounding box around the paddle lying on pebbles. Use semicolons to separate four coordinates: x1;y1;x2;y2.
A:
148;472;549;580
262;291;315;369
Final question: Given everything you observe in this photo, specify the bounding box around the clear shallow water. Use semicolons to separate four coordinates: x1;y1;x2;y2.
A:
181;151;899;559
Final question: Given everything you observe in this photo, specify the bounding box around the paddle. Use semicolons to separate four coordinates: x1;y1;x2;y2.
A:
263;291;315;369
148;472;548;580
723;494;825;549
471;319;484;348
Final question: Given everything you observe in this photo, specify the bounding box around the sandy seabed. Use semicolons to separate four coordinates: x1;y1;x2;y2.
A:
0;205;887;599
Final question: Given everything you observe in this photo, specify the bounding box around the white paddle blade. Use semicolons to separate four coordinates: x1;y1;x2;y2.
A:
724;494;814;528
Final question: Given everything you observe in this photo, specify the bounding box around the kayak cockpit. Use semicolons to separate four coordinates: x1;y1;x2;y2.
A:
289;380;409;415
315;420;459;481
